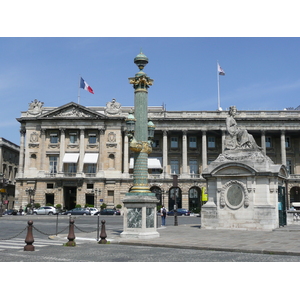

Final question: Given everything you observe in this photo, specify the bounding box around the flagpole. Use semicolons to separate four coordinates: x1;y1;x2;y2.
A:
217;62;221;110
78;75;81;104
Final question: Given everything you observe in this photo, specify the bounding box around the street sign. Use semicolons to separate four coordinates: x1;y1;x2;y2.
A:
100;199;103;202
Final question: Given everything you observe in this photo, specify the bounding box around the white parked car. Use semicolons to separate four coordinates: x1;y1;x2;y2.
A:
33;206;58;215
89;208;99;215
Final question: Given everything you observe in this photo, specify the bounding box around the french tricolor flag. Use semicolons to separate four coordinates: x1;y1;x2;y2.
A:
80;77;94;94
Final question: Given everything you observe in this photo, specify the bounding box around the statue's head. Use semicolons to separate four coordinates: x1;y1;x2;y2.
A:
229;105;237;116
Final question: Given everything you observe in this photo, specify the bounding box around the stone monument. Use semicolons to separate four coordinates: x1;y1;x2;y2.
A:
202;106;289;231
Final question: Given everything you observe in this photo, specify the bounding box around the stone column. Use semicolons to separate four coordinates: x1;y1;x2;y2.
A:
163;130;168;178
261;130;266;155
40;129;46;171
202;130;207;171
221;130;225;153
182;130;188;177
123;131;129;175
23;131;30;174
59;128;65;173
98;128;105;172
18;127;26;176
78;128;85;173
281;130;286;165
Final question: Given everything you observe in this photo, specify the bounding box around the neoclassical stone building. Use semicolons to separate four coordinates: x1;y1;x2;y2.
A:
0;137;19;211
15;99;300;212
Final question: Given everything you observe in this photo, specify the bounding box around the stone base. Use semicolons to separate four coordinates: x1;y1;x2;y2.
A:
120;230;160;239
202;149;288;231
201;205;278;231
120;192;160;239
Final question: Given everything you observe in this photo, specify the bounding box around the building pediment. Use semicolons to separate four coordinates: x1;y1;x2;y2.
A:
38;102;108;120
210;163;256;177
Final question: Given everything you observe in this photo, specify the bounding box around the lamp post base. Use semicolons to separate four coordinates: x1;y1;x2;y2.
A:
120;193;160;239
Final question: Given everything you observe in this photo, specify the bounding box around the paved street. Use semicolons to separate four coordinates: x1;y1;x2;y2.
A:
2;241;300;262
2;215;300;261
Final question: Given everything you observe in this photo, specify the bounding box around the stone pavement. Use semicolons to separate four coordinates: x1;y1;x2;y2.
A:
52;223;300;256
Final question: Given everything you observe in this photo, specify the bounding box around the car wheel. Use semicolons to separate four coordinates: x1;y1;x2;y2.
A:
83;213;86;215
33;212;37;215
48;212;53;215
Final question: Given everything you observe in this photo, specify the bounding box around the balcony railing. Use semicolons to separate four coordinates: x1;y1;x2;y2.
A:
189;173;201;178
44;172;202;179
63;172;77;177
45;172;57;178
85;173;96;177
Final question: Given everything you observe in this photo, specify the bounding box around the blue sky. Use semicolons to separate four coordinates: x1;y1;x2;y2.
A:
1;37;300;145
1;0;300;146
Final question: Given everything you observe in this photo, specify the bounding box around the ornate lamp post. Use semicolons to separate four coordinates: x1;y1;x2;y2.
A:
126;52;154;193
121;51;159;239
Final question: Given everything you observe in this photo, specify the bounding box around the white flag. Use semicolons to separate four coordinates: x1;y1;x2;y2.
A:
218;63;225;75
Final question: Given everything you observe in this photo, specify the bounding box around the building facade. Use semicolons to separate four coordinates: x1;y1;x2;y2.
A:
15;99;300;212
0;137;19;211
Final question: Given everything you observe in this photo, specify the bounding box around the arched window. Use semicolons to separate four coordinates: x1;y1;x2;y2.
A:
150;186;163;206
189;187;201;213
169;187;182;211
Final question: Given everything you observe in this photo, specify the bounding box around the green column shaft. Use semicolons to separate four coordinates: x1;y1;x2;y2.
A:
132;89;149;192
134;89;148;141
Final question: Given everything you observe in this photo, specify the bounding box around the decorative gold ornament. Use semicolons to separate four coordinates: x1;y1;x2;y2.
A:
129;137;152;154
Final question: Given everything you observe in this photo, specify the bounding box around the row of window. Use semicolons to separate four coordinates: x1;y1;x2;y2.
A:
266;136;291;148
49;133;97;144
153;136;217;149
49;132;293;149
153;136;293;149
48;156;295;175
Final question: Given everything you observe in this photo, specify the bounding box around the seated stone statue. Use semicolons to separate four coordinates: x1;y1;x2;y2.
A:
225;106;262;151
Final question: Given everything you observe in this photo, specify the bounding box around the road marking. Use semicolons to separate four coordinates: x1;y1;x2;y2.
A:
0;238;66;251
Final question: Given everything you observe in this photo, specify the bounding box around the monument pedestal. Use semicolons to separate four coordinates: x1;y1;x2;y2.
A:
202;150;288;231
120;193;160;239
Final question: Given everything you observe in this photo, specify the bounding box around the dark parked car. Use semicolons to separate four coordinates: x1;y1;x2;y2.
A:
63;208;91;215
95;209;120;215
3;209;18;215
167;208;190;216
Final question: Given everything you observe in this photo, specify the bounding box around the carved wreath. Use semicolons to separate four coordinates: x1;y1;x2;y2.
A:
220;180;249;209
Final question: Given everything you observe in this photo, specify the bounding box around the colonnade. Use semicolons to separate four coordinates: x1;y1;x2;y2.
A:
18;127;290;178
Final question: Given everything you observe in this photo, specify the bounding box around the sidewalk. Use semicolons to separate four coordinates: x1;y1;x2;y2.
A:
52;223;300;256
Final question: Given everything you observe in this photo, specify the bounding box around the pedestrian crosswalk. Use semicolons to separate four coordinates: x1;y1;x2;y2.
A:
0;238;67;251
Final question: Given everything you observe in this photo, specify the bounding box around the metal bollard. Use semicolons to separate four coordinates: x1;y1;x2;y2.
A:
65;218;76;247
24;220;35;251
98;220;107;244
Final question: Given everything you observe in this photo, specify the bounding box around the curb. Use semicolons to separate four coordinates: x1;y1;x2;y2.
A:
116;241;300;257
